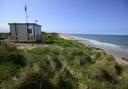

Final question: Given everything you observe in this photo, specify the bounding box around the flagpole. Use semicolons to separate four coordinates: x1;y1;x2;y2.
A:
25;0;28;23
26;7;28;23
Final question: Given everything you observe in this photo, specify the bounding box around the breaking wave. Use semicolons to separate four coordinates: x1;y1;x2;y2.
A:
70;35;120;48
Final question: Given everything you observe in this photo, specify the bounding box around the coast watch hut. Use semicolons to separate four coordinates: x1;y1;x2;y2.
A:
9;23;41;42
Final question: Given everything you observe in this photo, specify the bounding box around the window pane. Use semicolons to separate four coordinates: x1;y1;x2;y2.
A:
28;29;32;34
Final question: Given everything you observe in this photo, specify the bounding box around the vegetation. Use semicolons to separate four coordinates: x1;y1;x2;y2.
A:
0;33;10;40
0;33;128;89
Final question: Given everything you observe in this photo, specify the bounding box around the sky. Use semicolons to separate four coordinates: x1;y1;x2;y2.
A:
0;0;128;35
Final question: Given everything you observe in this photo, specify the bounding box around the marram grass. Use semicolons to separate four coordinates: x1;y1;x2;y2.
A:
0;33;128;89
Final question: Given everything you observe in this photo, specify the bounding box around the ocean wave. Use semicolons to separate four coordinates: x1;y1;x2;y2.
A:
70;35;120;48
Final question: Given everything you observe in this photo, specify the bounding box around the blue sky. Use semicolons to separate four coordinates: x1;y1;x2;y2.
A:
0;0;128;34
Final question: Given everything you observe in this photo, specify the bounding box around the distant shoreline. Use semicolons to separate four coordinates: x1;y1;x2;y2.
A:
60;34;128;65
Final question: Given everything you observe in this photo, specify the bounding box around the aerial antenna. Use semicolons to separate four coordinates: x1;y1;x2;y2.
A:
25;0;28;23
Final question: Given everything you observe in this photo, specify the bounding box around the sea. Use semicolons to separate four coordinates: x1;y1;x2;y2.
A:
70;34;128;59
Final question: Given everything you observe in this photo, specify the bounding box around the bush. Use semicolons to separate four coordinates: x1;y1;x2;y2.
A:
41;33;59;44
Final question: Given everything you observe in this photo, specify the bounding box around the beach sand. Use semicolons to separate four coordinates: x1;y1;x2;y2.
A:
60;34;128;65
60;34;71;40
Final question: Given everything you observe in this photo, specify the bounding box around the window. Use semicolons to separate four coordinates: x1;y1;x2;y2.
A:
28;29;32;34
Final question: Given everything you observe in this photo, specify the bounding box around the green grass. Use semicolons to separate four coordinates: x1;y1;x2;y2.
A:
0;33;128;89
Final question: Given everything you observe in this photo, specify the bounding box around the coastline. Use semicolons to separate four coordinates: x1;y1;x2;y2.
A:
60;34;128;65
1;33;128;89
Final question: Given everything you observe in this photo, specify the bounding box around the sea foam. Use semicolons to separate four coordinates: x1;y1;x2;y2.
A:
70;35;120;48
70;34;128;58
